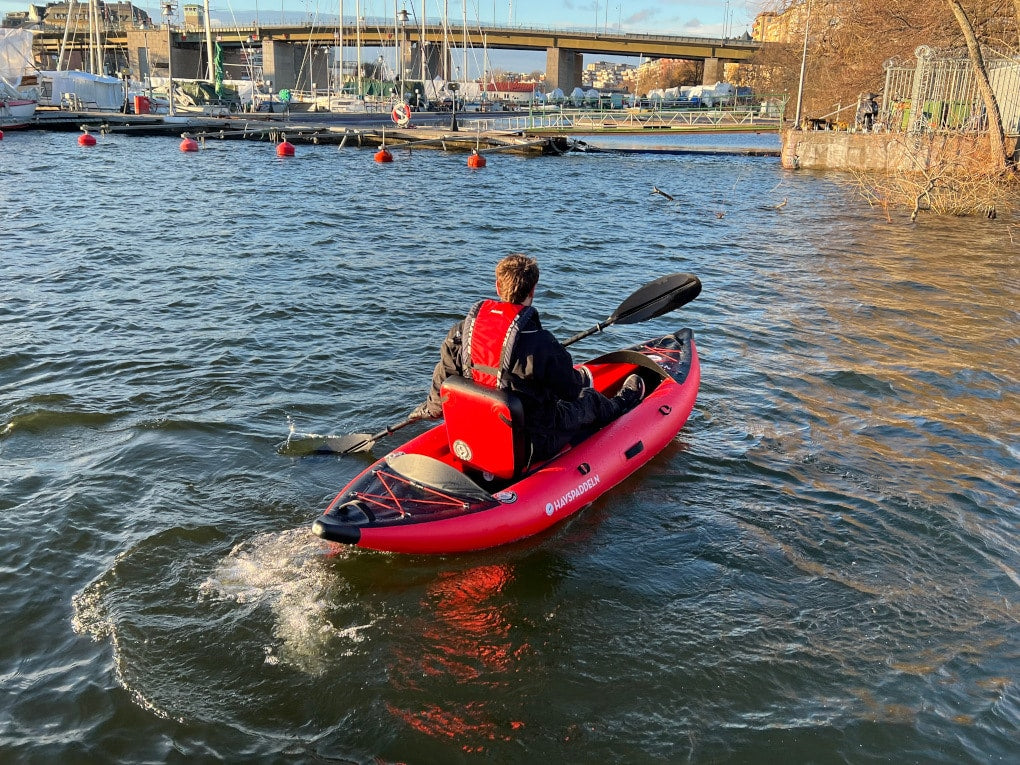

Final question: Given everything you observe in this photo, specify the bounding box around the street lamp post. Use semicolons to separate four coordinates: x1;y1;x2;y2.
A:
163;1;177;116
398;7;408;102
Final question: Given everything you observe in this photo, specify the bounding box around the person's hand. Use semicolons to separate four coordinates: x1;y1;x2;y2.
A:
577;365;594;388
409;402;440;421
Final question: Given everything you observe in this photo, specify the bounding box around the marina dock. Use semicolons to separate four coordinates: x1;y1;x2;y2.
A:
19;108;781;158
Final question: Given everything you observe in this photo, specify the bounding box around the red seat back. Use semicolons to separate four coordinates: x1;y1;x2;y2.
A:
440;375;526;480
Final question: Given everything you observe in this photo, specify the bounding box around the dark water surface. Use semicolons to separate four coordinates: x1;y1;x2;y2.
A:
1;131;1016;763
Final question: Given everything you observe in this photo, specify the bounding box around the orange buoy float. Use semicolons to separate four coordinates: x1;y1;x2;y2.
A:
467;151;486;168
276;137;295;157
78;129;97;146
180;135;199;152
374;148;393;163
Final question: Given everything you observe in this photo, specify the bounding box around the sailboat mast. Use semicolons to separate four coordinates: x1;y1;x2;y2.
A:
89;0;99;74
56;0;76;71
203;0;214;82
335;0;342;98
442;0;449;81
355;0;362;97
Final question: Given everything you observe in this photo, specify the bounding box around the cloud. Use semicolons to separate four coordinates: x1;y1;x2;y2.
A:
625;8;660;26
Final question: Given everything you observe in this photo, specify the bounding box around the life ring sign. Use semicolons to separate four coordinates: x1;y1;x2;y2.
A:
391;102;411;127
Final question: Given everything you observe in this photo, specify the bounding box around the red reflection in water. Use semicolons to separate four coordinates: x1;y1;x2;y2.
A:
387;563;528;751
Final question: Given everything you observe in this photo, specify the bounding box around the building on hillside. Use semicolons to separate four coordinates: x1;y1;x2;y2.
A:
2;2;151;30
582;60;634;90
620;57;698;96
752;1;825;44
1;4;44;27
182;4;209;31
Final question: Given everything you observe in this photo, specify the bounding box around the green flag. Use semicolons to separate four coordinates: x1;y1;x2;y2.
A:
214;42;224;98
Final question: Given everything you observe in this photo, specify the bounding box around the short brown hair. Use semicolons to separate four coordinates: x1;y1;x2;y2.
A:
495;253;539;303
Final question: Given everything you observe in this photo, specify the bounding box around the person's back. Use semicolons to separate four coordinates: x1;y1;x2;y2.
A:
412;253;644;464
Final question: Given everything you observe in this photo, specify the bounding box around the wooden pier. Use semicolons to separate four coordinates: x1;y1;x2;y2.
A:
30;110;572;156
24;109;780;158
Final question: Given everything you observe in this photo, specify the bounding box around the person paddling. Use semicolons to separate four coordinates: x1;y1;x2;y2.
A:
411;253;645;463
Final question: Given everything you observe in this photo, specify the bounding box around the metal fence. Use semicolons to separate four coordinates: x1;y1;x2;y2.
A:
881;45;1020;136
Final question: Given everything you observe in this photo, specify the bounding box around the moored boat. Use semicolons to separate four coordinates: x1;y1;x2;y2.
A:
0;96;37;129
312;319;700;555
0;28;38;129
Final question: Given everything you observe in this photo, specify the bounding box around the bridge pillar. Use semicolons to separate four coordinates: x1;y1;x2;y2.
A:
125;29;200;84
263;40;299;92
412;41;444;80
262;40;329;92
702;57;724;85
546;47;582;93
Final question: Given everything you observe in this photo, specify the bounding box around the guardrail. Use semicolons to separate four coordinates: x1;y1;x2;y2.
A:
467;108;782;133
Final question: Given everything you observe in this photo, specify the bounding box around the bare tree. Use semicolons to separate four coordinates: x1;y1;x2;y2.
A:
744;0;1020;124
947;0;1011;172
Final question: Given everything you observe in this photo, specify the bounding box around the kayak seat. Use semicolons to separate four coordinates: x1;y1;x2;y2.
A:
440;375;526;481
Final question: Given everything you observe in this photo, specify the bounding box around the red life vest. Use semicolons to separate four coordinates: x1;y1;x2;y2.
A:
461;299;536;389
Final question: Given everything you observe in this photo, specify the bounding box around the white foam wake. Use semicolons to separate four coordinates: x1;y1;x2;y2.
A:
199;528;376;675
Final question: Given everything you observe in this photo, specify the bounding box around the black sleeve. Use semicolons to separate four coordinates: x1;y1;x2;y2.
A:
423;321;464;416
536;330;586;402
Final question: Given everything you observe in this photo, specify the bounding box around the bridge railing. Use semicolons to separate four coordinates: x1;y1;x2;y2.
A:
157;17;757;47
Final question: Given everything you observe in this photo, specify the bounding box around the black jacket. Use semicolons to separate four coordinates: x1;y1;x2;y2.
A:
422;307;587;439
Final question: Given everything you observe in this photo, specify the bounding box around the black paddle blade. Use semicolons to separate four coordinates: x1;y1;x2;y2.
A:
318;434;376;455
277;434;376;456
610;272;702;326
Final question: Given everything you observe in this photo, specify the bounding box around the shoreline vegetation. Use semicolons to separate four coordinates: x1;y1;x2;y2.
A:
739;0;1018;220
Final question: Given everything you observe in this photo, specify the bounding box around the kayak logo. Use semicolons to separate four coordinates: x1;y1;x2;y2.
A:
494;491;517;504
452;439;473;462
545;474;601;515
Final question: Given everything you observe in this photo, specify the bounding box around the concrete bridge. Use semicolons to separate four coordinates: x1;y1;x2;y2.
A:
36;20;760;93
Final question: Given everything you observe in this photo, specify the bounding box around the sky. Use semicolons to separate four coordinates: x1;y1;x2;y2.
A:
2;1;766;75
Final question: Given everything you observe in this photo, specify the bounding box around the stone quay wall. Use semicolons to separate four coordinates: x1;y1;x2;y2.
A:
780;129;1016;173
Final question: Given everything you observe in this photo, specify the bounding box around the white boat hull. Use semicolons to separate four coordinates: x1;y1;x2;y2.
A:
0;98;37;129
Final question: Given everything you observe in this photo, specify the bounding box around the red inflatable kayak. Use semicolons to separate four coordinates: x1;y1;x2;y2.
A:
312;328;699;554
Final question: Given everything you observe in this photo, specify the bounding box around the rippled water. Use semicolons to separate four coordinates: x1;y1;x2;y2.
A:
1;129;1017;763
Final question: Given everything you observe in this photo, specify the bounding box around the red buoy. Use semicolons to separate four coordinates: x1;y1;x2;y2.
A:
180;136;199;152
0;130;4;141
467;152;486;168
78;131;97;146
276;139;295;157
374;148;393;163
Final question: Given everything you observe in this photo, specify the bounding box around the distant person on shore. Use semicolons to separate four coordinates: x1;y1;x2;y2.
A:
410;253;645;464
857;93;879;131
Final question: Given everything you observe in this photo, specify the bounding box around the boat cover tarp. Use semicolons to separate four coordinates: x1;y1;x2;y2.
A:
0;29;34;86
177;80;238;105
38;70;124;110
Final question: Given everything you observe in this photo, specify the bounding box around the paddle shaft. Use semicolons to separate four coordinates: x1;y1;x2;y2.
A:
329;272;700;455
335;416;417;455
563;321;608;347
